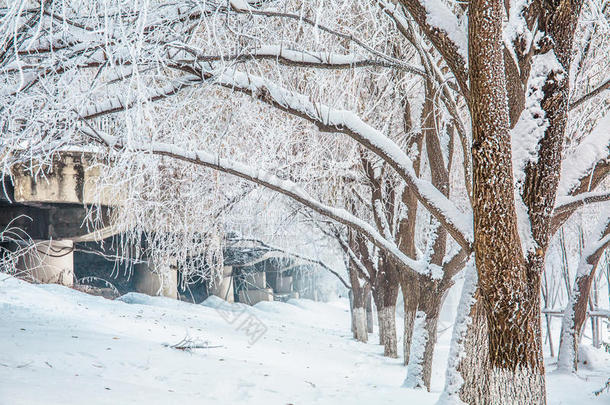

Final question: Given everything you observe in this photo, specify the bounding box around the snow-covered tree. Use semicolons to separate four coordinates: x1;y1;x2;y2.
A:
2;1;610;404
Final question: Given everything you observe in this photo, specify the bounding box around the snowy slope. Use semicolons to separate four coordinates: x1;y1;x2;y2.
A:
0;276;608;404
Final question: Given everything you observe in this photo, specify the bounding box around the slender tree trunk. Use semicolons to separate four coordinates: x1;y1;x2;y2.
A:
404;278;448;391
558;222;610;371
419;290;444;390
373;288;386;345
349;289;354;333
371;254;400;358
352;303;368;343
348;265;368;343
365;290;374;334
378;303;398;358
557;282;581;372
401;273;420;365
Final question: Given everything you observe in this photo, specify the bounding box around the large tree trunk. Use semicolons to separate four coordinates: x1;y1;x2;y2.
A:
468;0;546;402
444;288;546;405
377;304;397;357
457;294;491;405
352;303;368;343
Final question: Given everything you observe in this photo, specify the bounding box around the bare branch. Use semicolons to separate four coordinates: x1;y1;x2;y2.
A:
170;43;420;72
227;237;352;289
395;0;470;100
570;78;610;111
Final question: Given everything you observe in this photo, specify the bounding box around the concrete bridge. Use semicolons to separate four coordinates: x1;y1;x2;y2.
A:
1;151;307;305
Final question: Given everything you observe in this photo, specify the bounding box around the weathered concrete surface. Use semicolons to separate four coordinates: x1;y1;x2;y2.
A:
276;276;293;293
210;266;235;302
245;272;267;289
18;240;74;286
12;152;116;206
133;260;177;299
2;151;117;241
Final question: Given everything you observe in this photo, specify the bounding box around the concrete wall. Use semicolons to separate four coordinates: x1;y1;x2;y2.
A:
12;152;116;206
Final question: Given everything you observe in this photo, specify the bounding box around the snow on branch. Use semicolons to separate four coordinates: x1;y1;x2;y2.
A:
512;50;563;187
503;0;536;70
335;234;373;283
228;1;426;77
581;214;610;265
79;75;201;120
81;128;426;276
570;77;610;110
205;68;474;250
558;113;610;196
397;0;469;98
170;43;420;73
553;191;610;217
420;0;467;62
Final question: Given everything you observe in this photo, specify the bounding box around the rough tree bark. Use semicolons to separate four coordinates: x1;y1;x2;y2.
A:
456;291;491;405
468;0;546;402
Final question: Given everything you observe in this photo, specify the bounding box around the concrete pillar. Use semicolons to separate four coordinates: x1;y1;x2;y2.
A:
18;240;74;286
210;266;234;302
238;271;274;305
276;275;293;293
246;271;266;289
133;258;177;299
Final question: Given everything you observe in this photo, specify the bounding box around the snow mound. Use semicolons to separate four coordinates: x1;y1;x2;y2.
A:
578;345;610;370
117;292;196;311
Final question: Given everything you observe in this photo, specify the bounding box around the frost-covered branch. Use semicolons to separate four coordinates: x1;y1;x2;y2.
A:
228;1;426;77
396;0;469;99
171;43;421;72
570;77;610;110
82;127;425;276
196;68;474;250
553;191;610;218
557;213;610;371
227;237;351;289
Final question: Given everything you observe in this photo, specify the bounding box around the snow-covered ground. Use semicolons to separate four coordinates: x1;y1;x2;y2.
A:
0;275;608;405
